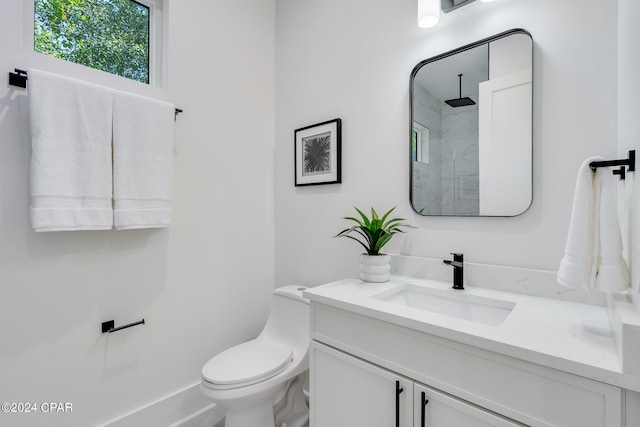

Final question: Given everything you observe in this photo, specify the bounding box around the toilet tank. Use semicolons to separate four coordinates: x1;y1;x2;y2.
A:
260;286;310;350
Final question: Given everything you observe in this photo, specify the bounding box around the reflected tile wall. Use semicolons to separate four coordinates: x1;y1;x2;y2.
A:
412;84;442;215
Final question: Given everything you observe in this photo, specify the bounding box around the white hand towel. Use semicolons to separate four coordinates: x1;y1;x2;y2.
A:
557;157;630;292
28;68;114;231
557;157;601;289
593;166;630;293
113;91;175;230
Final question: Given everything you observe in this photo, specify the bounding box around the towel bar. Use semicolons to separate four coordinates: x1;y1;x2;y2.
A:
589;150;635;181
101;319;145;334
8;68;183;119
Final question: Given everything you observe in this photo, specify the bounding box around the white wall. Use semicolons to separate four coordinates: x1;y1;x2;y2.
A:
618;0;640;306
275;0;619;286
0;1;275;426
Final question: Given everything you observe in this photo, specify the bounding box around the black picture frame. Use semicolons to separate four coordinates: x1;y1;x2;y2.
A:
294;118;342;186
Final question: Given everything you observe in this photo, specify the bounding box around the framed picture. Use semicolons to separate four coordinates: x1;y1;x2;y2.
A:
294;118;342;186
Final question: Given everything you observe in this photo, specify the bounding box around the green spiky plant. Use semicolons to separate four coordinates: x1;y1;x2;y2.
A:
335;207;415;256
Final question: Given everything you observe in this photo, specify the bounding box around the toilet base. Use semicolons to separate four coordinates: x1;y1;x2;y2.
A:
225;401;275;427
201;381;288;427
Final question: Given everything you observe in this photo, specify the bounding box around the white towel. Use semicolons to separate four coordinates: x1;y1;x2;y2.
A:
557;157;600;288
594;165;630;292
112;91;175;230
557;157;630;292
28;68;114;231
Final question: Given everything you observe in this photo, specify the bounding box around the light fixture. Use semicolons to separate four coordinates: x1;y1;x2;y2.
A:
442;0;475;13
420;0;498;28
417;0;440;28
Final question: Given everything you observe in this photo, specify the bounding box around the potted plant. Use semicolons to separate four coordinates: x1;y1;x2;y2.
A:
335;206;415;282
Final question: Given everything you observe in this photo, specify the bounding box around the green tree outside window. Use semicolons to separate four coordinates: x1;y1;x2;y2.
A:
35;0;150;84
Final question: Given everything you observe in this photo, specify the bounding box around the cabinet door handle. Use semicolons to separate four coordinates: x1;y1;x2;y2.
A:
420;391;429;427
395;381;404;427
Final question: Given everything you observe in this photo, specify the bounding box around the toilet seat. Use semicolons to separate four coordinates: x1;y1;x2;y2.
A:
202;339;293;390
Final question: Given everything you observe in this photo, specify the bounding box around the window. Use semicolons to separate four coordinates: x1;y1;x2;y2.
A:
412;121;430;164
34;0;161;84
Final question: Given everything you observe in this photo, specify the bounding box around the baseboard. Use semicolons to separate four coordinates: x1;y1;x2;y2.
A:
99;382;220;427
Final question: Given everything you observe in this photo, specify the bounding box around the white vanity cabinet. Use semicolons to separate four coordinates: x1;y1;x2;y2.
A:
311;341;413;426
308;302;624;427
414;383;523;426
311;341;523;427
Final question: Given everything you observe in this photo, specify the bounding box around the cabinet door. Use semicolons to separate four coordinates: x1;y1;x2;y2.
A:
414;383;524;427
310;341;413;427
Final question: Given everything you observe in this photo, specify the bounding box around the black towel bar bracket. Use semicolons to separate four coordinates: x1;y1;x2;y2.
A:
8;68;183;119
589;150;635;181
101;319;145;334
9;68;27;88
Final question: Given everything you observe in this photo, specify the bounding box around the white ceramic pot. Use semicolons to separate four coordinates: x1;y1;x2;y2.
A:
359;254;391;283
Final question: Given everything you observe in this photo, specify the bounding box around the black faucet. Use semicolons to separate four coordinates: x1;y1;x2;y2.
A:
443;253;464;290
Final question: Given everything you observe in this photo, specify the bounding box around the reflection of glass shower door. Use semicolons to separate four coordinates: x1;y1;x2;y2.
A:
450;106;480;216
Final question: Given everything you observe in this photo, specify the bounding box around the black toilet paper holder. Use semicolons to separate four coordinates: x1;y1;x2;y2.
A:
101;319;145;334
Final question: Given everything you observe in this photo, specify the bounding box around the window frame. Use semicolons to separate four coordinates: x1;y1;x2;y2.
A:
135;0;164;86
412;121;430;165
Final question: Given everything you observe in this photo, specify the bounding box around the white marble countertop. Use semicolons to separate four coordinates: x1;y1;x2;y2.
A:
303;275;640;392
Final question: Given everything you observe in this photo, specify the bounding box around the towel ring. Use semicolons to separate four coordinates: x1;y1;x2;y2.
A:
589;150;635;181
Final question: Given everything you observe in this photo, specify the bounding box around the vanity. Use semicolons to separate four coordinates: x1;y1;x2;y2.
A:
302;23;640;425
303;275;640;426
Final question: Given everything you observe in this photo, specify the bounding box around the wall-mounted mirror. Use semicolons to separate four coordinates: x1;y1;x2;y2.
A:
410;29;533;216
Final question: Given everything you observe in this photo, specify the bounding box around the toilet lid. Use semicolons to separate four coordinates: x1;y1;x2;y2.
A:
202;339;293;388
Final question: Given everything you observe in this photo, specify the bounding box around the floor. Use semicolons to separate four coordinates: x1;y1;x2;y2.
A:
178;407;225;427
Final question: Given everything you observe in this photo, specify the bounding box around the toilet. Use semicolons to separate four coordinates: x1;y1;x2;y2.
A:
200;285;310;427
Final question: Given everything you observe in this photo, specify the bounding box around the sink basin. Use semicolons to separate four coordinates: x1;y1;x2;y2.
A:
373;284;516;326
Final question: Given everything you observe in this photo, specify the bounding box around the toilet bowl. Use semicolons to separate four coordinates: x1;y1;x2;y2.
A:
200;285;310;427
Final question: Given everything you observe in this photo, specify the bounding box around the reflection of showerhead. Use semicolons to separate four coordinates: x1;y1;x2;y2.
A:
444;74;476;107
445;97;476;107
